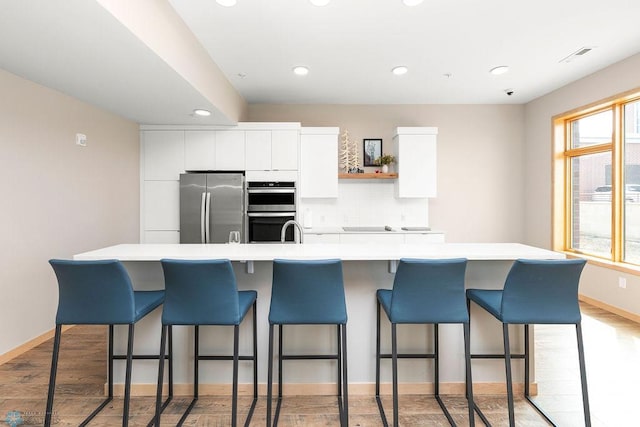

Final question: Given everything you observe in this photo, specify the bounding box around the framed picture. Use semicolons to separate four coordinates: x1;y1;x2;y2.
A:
363;139;382;166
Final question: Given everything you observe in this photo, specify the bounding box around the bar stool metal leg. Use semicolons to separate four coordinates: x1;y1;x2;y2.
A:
122;324;135;427
576;323;592;427
341;324;349;427
463;323;475;426
267;324;275;427
502;324;515;427
44;325;62;427
391;323;399;427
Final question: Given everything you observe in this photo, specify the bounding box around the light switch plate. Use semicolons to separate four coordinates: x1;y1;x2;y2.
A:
76;133;87;147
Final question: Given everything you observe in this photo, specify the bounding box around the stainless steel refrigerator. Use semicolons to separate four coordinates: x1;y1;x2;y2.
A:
180;173;245;243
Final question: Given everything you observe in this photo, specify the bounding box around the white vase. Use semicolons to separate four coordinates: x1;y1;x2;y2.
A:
382;164;389;173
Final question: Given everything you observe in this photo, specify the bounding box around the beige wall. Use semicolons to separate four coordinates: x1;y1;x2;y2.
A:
249;104;526;243
0;69;140;355
524;53;640;316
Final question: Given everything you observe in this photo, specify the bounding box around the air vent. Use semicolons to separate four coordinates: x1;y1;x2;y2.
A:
560;47;595;63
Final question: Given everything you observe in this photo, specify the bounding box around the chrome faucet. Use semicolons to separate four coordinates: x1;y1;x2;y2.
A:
281;220;304;244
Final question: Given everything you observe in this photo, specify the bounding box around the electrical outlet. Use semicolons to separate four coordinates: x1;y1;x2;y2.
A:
619;277;627;289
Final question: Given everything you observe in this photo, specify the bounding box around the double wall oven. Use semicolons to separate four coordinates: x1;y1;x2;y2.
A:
246;181;296;243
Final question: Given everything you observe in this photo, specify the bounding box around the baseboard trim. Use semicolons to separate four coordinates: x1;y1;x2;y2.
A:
110;381;537;397
0;325;74;366
579;294;640;324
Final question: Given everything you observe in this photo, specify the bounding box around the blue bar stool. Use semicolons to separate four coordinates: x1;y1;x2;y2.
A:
155;259;258;427
46;259;170;427
466;258;590;427
375;258;475;427
267;259;349;427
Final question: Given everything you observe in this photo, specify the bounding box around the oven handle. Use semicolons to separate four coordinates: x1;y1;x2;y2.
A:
247;188;295;194
247;212;296;217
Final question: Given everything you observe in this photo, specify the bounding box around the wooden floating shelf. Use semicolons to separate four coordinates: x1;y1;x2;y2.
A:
338;173;398;179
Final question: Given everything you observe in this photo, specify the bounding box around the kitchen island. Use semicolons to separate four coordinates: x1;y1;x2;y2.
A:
74;243;564;396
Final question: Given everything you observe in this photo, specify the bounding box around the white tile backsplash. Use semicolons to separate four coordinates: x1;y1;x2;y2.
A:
299;181;428;227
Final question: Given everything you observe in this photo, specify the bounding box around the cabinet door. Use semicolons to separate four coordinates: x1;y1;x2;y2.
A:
272;130;299;170
185;131;215;170
404;233;445;243
245;130;272;171
215;131;245;170
144;231;180;244
304;234;340;244
395;133;437;198
300;130;338;198
143;131;184;180
143;181;180;230
339;233;405;244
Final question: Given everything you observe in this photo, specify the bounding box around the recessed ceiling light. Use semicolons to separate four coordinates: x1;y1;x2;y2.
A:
392;66;408;76
193;109;211;117
310;0;331;5
402;0;424;6
216;0;237;6
293;66;309;76
489;66;509;75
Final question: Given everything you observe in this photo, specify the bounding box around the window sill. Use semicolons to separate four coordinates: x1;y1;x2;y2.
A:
562;250;640;276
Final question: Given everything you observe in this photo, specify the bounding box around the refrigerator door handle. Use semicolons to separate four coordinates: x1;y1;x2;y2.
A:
200;192;206;243
205;192;211;243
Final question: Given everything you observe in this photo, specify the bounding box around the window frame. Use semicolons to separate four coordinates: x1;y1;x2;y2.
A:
553;88;640;273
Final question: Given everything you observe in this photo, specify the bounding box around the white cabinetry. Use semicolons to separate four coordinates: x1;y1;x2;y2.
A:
142;131;184;180
272;130;298;170
300;127;339;198
339;233;406;244
141;130;184;243
184;131;215;170
404;233;445;243
214;130;245;170
304;233;341;244
393;127;437;198
184;130;245;171
246;130;298;171
245;131;271;170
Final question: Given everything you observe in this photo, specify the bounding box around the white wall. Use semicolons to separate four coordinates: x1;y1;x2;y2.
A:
524;53;640;316
249;104;526;243
0;69;140;356
301;181;429;228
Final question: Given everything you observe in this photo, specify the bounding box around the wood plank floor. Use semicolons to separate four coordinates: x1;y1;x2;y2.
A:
1;302;637;426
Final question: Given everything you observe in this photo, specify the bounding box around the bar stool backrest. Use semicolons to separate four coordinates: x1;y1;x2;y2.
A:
160;259;240;325
49;259;136;325
501;258;587;324
390;258;468;323
269;259;347;324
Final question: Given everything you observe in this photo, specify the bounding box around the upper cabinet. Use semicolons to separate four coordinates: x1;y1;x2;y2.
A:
271;130;299;170
245;129;298;171
393;127;438;198
142;130;184;181
215;130;246;170
300;127;339;198
184;130;215;170
183;130;245;171
245;131;271;170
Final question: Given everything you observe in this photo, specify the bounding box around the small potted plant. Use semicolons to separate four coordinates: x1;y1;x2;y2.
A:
374;154;396;173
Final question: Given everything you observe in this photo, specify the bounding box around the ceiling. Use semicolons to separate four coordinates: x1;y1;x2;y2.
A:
1;0;640;124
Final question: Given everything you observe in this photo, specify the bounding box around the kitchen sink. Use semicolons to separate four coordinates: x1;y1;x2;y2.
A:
342;226;394;232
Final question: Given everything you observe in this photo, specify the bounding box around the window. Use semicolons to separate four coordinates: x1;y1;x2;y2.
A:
554;92;640;268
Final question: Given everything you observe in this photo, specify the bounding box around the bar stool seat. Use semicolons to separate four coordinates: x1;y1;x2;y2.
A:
46;259;171;427
375;258;475;427
155;259;258;427
267;258;349;427
466;258;590;427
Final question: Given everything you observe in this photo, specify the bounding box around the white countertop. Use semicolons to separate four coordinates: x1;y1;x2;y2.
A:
74;243;564;262
303;227;443;234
